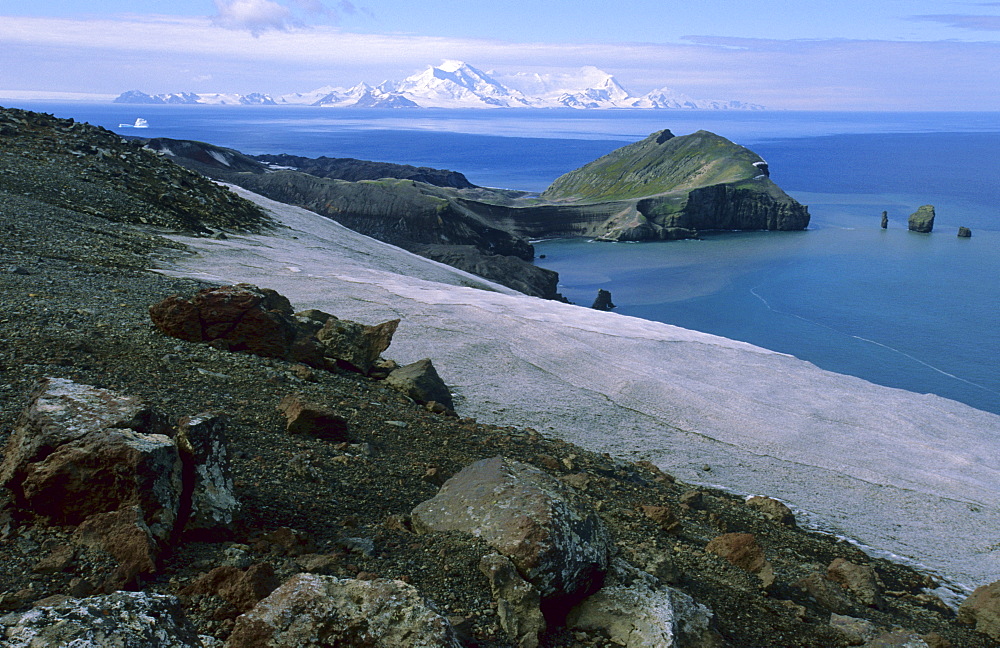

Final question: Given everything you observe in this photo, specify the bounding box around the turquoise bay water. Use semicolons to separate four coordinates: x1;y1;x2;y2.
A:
11;102;1000;413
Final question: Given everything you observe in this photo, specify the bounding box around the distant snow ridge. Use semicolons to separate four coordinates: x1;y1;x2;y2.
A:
115;61;764;110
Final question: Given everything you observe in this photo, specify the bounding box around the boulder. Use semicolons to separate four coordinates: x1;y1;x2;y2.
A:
827;558;883;608
830;613;878;645
385;358;454;410
567;582;715;648
181;563;280;613
276;394;350;441
0;376;169;488
315;316;399;375
958;579;1000;640
745;496;796;527
73;506;159;589
175;413;240;534
149;283;299;358
225;573;461;648
958;227;972;238
793;571;854;614
591;289;616;311
641;505;682;534
0;591;203;647
411;456;610;612
480;553;545;648
907;205;935;233
19;427;182;541
705;533;775;589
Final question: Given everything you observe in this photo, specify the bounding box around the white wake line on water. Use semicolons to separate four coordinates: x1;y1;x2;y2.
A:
748;285;1000;397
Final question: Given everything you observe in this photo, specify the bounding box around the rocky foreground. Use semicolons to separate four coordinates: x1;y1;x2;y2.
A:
1;105;1000;647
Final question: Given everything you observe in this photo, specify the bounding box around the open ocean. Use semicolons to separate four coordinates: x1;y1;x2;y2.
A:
11;102;1000;414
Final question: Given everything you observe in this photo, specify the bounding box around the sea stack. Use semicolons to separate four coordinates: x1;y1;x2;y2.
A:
958;227;972;238
591;289;616;311
880;211;888;229
907;205;935;233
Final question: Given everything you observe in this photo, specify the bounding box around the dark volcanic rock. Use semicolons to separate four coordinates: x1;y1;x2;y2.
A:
881;210;889;229
252;153;476;189
958;226;972;237
413;244;563;300
908;204;936;233
591;289;615;311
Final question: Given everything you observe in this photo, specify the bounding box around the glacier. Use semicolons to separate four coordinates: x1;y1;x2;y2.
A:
152;185;1000;595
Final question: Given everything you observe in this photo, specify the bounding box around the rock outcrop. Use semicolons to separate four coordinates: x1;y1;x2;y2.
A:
591;289;616;311
225;573;461;647
411;456;611;615
908;205;936;233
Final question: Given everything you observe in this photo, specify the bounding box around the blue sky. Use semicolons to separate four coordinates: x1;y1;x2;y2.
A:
1;0;998;109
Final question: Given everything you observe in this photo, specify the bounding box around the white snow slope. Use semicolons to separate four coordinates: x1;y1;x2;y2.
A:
155;187;1000;593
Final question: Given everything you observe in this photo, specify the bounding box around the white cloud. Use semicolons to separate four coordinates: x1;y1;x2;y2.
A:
213;0;294;34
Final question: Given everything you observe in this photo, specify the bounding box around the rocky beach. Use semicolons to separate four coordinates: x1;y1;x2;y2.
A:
2;105;1000;647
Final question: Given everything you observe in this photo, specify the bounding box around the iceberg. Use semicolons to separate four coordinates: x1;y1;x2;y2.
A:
117;117;149;128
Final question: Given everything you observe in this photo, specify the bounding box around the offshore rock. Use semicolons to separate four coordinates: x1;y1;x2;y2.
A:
881;211;889;229
225;573;461;647
591;289;616;311
411;456;610;613
385;358;455;410
958;226;972;237
0;591;203;647
908;205;936;233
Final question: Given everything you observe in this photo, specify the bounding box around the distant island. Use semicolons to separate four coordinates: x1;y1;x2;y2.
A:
114;60;766;110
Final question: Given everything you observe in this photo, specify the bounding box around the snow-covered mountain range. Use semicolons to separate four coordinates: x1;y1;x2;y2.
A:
114;61;764;110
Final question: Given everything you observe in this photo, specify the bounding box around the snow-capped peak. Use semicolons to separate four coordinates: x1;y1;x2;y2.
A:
390;61;532;108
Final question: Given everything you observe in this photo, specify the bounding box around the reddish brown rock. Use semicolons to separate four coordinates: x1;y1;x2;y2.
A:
411;456;610;611
74;506;160;589
182;563;280;613
641;505;681;534
276;394;350;442
0;377;169;488
958;579;1000;641
31;543;75;575
827;558;883;608
705;533;775;588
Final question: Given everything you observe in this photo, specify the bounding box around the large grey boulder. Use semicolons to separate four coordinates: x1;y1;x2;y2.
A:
385;358;454;410
907;204;935;233
0;591;204;647
175;413;240;534
411;456;611;611
225;573;461;647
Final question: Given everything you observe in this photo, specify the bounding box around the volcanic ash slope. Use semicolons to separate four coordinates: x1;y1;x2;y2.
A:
155;185;1000;592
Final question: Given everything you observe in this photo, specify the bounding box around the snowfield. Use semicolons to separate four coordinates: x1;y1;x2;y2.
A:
154;186;1000;594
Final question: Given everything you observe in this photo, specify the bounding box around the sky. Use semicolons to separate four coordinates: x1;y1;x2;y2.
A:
0;0;998;109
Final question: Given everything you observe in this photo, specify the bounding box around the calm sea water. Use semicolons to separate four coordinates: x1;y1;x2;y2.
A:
11;102;1000;414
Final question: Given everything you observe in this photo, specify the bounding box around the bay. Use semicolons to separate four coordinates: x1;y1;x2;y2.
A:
10;101;1000;413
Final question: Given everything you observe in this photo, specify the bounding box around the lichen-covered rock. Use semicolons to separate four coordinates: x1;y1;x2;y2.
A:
385;358;454;410
827;558;883;608
480;553;545;648
0;591;204;647
745;496;796;527
705;533;774;589
411;456;610;610
176;413;240;534
315;316;399;375
567;582;715;648
19;427;182;540
0;376;169;488
225;573;461;647
958;579;1000;640
908;205;935;233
